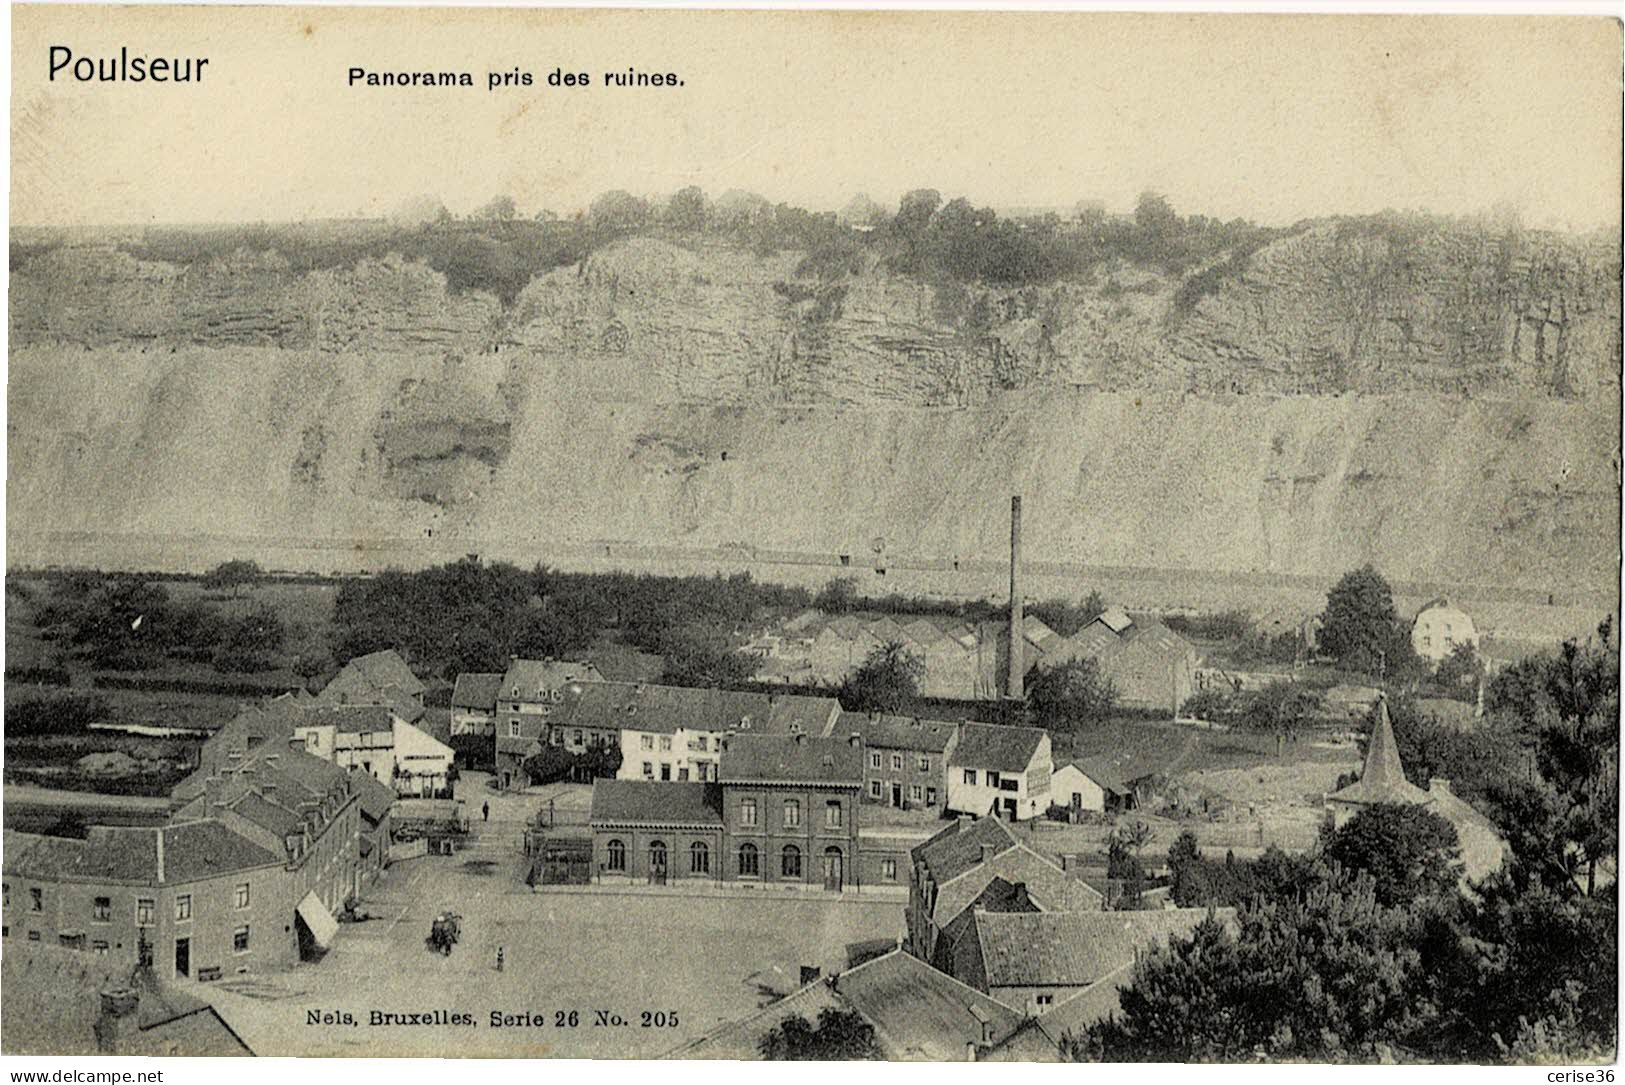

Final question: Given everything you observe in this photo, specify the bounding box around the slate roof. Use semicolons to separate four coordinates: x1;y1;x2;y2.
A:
835;950;1025;1060
6;822;279;885
226;791;304;836
973;908;1228;988
720;734;863;786
984;963;1134;1061
665;976;847;1059
1;942;252;1056
1065;750;1170;794
301;704;398;735
948;722;1046;773
1327;697;1434;807
321;649;425;702
762;694;842;736
500;658;605;701
836;711;957;753
929;830;1104;925
589;780;723;826
348;768;397;823
451;672;504;711
913;816;1020;884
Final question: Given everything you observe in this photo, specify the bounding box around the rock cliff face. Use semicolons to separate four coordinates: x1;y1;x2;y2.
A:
7;222;1620;614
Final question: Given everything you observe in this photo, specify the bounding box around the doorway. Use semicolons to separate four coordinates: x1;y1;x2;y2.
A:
890;783;902;807
822;847;843;892
649;841;668;885
174;937;190;978
1001;797;1018;820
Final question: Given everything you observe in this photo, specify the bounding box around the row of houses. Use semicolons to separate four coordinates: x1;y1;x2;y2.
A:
748;605;1200;715
452;659;1060;820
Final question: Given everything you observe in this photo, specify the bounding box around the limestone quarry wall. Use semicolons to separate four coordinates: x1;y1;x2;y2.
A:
7;224;1620;630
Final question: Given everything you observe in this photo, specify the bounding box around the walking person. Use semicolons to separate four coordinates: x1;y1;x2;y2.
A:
482;800;489;823
495;945;505;972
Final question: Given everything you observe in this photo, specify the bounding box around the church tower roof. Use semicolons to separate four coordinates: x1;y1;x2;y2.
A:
1328;696;1434;808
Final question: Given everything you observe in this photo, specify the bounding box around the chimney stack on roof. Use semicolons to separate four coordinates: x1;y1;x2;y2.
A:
94;986;142;1054
1007;495;1024;701
979;843;994;864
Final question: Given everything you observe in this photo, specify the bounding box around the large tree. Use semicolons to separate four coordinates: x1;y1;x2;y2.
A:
759;1008;880;1060
1317;565;1413;676
1026;657;1118;732
1324;803;1461;908
839;641;923;714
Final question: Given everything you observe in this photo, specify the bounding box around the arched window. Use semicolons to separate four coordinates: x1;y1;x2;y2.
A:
782;844;802;879
649;840;667;870
738;843;759;876
690;841;710;874
606;839;626;872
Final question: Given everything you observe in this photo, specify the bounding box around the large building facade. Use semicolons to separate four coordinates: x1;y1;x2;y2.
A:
588;733;864;891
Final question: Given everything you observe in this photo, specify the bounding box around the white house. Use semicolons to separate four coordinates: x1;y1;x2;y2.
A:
1411;598;1480;666
947;723;1053;821
1050;762;1109;815
290;704;455;797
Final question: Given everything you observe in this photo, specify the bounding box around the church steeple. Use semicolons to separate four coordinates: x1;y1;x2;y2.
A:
1327;694;1434;810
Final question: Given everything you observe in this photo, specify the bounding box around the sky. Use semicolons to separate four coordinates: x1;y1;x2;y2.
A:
11;7;1622;231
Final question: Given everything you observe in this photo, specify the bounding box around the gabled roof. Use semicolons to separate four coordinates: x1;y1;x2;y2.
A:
664;976;848;1060
1327;697;1433;807
1064;750;1170;794
948;722;1046;773
836;711;957;753
1095;607;1134;634
321;649;425;703
589;780;723;826
931;841;1104;925
762;693;841;736
834;950;1025;1060
225;791;304;837
299;704;398;735
720;734;863;786
913;816;1020;883
348;767;397;823
972;908;1228;988
7;822;280;885
451;672;504;711
499;658;605;701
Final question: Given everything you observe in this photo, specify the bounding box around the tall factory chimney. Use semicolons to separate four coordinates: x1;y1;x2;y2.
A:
1007;495;1024;700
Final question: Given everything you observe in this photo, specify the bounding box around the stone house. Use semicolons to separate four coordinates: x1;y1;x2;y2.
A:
837;710;958;810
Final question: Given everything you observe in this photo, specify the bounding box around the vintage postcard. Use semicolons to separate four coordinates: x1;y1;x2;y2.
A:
3;3;1621;1066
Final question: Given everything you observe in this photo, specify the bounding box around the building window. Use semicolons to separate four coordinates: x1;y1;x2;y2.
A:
234;883;251;910
175;895;192;922
738;843;759;877
2;883;7;908
306;732;319;750
659;735;672;752
93;897;111;922
643;761;654;779
690;842;710;874
987;771;1003;789
783;800;801;828
891;753;903;772
678;767;690;782
551;728;563;746
782;845;802;879
1036;994;1054;1007
695;736;708;752
92;941;109;956
28;931;41;941
927;786;939;805
918;756;931;772
233;926;250;954
573;730;584;746
882;859;897;880
649;841;667;872
660;764;672;781
963;769;976;786
869;751;882;770
606;839;626;872
741;799;757;826
910;785;923;802
136;899;155;927
641;734;654;750
869;780;882;799
825;801;842;829
509;721;521;738
30;888;43;913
